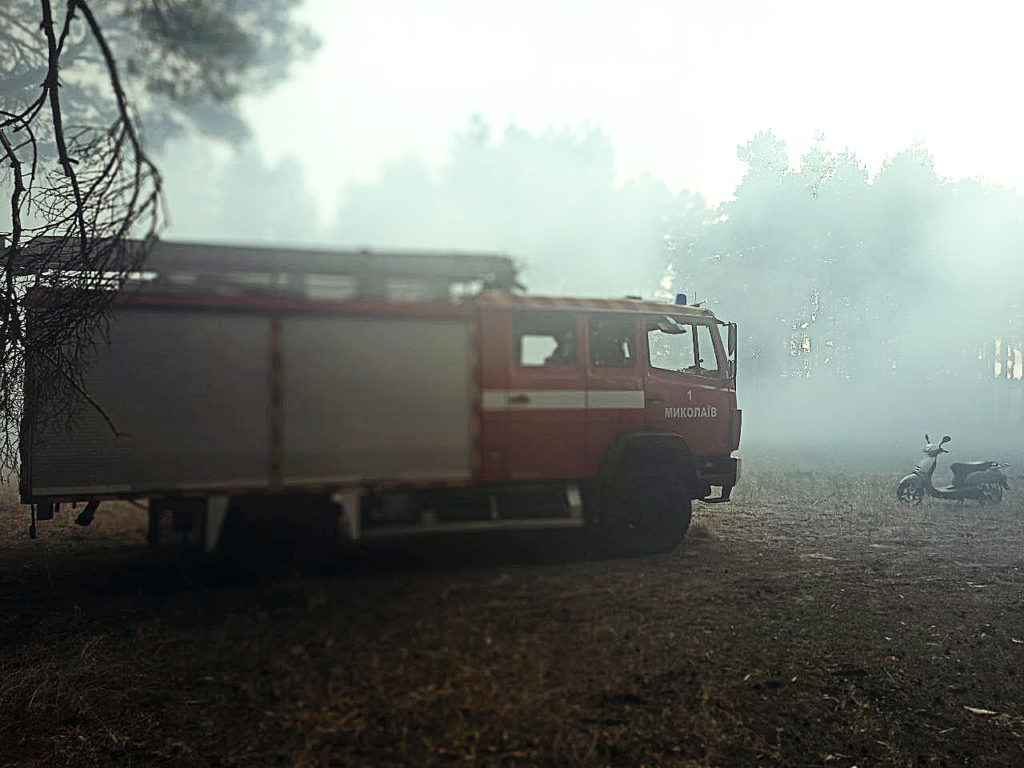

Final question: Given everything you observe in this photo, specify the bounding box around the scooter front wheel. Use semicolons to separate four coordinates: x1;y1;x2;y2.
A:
897;477;924;506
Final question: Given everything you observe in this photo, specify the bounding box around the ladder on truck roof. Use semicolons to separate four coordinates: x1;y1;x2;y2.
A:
6;237;523;302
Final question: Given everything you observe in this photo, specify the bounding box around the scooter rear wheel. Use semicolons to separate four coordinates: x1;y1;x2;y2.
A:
897;477;924;506
976;483;1004;505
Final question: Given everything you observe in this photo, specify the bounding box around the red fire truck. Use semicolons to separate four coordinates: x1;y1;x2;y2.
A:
20;240;741;557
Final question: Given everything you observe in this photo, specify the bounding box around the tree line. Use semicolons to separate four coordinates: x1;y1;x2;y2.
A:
4;2;1021;455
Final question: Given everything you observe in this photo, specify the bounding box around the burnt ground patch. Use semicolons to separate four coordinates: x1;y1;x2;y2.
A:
2;472;1024;766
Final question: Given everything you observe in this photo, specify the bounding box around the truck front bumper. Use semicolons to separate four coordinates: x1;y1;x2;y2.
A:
694;456;742;502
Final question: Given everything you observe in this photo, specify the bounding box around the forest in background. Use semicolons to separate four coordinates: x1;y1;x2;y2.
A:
155;121;1024;453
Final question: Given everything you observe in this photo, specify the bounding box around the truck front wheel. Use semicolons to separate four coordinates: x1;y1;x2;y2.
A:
601;464;692;556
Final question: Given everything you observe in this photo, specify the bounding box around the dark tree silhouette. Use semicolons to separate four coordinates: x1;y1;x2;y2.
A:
1;1;318;475
1;1;163;474
1;0;319;146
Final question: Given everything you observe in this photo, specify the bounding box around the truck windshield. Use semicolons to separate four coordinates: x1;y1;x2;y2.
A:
647;321;721;377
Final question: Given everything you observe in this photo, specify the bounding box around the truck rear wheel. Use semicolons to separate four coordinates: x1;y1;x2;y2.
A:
601;464;691;557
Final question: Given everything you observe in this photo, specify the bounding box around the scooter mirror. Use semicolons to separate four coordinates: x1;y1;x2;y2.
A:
925;433;930;443
940;435;951;444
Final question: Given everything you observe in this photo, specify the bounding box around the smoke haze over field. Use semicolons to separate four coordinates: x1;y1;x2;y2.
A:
156;123;1024;465
149;1;1024;465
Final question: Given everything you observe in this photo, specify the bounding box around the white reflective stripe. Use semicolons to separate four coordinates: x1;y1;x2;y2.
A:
586;390;646;409
508;390;587;410
481;389;645;411
481;390;507;412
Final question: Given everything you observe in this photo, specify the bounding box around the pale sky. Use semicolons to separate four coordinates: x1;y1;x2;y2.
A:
239;0;1024;221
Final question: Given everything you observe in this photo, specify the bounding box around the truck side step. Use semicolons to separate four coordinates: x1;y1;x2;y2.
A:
356;482;585;540
360;516;586;539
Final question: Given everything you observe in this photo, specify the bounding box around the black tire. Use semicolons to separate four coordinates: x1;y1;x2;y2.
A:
600;463;692;557
896;477;924;506
976;483;1004;505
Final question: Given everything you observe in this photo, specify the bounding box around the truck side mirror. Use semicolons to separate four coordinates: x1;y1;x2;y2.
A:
727;322;737;357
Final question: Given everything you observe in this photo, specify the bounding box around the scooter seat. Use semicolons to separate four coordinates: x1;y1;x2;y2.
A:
950;461;993;474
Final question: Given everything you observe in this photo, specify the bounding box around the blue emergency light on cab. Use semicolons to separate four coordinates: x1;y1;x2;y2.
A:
675;293;687;305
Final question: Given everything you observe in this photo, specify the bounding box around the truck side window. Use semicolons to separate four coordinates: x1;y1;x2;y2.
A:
517;313;577;367
647;320;721;377
589;316;636;368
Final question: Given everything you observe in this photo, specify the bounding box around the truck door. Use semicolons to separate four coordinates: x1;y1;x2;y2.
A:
503;310;587;480
643;316;732;456
478;308;508;484
584;314;645;475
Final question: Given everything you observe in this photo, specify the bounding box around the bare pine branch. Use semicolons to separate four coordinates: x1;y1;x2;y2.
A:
0;0;163;477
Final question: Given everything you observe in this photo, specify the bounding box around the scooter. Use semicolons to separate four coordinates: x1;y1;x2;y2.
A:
896;435;1010;506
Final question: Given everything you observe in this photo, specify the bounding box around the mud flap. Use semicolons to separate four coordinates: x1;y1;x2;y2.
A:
701;486;733;504
204;497;229;552
333;491;363;542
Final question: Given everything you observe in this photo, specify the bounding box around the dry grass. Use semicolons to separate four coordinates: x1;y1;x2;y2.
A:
2;463;1024;766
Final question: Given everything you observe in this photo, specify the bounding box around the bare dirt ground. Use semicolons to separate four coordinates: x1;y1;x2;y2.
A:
2;466;1024;767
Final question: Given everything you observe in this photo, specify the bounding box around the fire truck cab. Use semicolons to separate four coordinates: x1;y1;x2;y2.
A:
471;294;741;554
